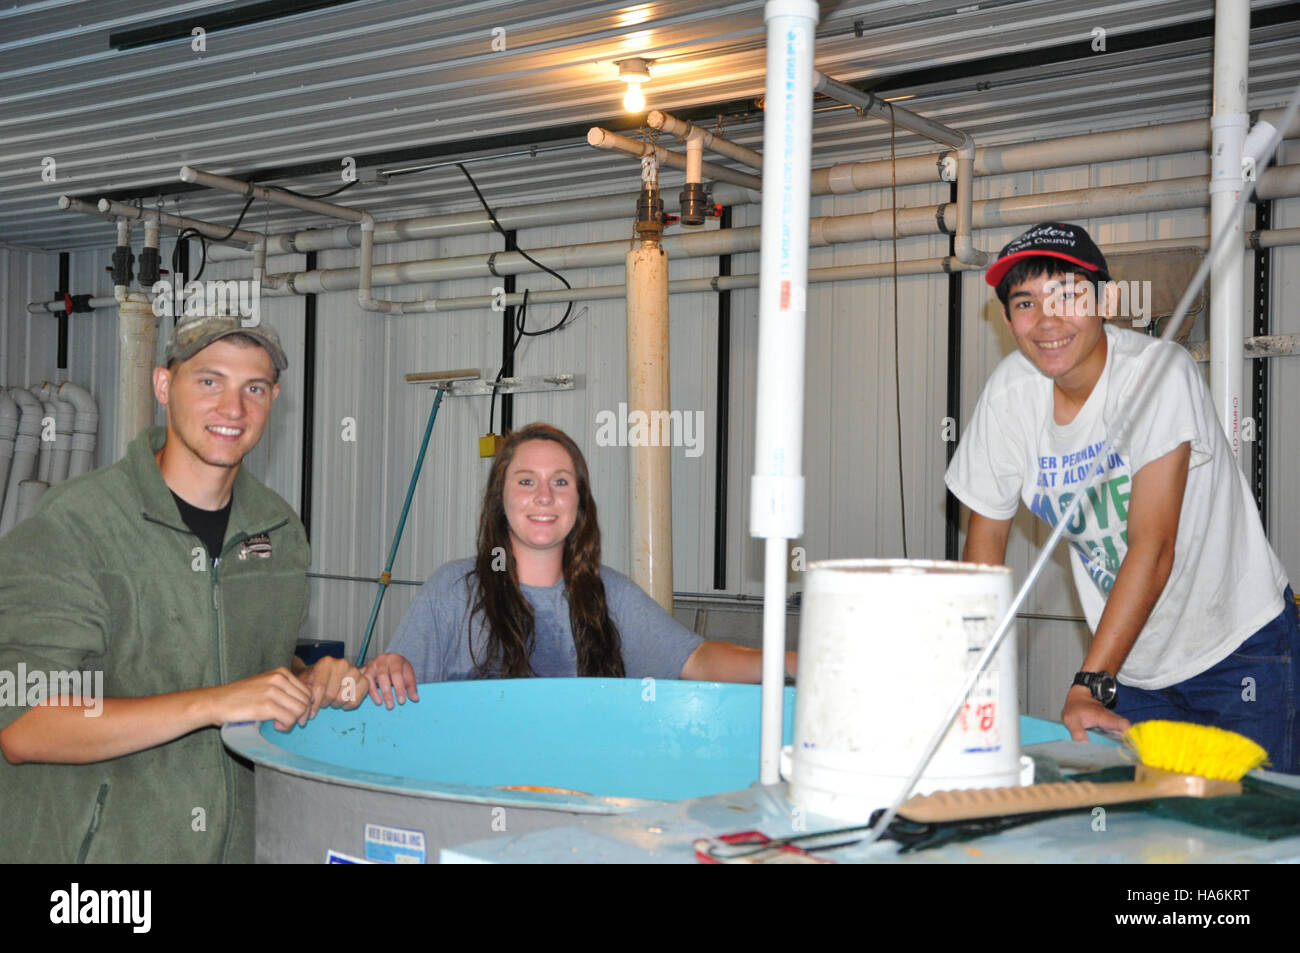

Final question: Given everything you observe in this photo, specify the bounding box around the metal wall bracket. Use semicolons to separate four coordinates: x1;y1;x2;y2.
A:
407;373;576;398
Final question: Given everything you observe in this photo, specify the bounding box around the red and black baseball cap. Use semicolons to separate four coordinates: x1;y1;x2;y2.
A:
985;222;1110;288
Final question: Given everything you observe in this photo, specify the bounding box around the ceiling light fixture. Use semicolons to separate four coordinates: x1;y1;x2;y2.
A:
618;57;652;113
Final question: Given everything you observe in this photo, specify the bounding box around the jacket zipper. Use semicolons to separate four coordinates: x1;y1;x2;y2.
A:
142;512;290;862
211;520;288;863
211;553;235;863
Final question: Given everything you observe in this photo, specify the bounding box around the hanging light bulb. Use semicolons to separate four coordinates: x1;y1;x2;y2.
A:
618;57;651;113
623;83;646;113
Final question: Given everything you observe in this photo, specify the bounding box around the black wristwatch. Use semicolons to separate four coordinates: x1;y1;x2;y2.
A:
1073;671;1118;709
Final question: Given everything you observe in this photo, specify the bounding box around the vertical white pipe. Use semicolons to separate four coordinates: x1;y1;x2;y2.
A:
0;389;42;536
117;295;160;458
626;239;674;611
685;131;705;184
1210;0;1250;461
59;381;99;478
752;0;818;785
50;395;74;484
36;397;57;483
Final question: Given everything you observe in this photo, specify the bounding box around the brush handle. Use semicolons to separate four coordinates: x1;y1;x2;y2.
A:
898;768;1241;823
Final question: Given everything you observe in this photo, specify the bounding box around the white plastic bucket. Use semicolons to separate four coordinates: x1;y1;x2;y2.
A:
787;558;1022;823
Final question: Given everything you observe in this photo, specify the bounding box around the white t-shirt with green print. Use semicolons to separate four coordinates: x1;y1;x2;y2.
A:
947;324;1288;689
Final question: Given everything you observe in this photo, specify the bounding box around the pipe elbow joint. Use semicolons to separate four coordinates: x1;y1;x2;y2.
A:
953;236;990;267
57;382;98;418
357;290;397;314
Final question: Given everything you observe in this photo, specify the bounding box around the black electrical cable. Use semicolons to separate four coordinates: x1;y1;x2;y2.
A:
457;163;578;434
169;194;256;286
279;179;358;199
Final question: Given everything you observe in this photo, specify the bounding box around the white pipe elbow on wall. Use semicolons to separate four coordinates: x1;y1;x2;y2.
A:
953;136;990;267
357;215;398;314
58;381;99;479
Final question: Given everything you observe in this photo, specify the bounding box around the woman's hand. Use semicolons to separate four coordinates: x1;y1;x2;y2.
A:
362;653;420;710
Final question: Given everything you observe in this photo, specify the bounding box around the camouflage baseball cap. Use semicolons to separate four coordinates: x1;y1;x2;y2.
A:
164;314;288;372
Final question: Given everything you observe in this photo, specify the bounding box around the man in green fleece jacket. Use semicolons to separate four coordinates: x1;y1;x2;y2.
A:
0;314;366;862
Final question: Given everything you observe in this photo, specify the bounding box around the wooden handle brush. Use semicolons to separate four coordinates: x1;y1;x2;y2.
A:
898;720;1269;824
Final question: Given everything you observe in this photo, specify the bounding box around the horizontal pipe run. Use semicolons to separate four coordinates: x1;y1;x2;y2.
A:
268;169;1298;295
29;227;1300;316
647;110;764;171
348;236;1233;314
97;198;259;247
191;110;1300;264
180;165;365;223
814;71;967;148
204;193;658;261
587;128;763;190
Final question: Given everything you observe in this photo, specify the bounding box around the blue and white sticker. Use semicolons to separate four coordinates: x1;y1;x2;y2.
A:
364;823;427;864
326;849;371;864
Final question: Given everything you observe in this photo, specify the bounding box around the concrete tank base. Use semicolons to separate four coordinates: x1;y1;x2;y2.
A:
222;678;796;864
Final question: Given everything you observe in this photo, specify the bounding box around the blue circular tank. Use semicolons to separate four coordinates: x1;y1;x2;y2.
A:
222;679;796;863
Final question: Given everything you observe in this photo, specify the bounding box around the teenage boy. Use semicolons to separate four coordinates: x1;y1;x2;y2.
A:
0;314;367;861
945;222;1297;770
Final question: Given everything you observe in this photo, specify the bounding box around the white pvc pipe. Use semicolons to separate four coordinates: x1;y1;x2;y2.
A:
69;167;1284;324
0;390;17;521
181;166;365;223
954;137;991;266
15;480;49;524
96;198;260;248
814;71;965;148
50;394;74;484
47;115;1298;273
626;239;674;612
36;394;57;484
27;295;120;316
260;169;1300;296
180;109;1295;265
753;0;818;786
117;294;159;459
1210;0;1251;462
0;388;42;536
59;381;99;479
377;235;1227;313
647;110;764;170
587;128;763;191
358;214;398;314
684;131;705;186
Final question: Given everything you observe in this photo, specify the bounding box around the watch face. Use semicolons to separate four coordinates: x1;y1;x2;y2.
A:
1096;674;1118;708
1076;671;1119;709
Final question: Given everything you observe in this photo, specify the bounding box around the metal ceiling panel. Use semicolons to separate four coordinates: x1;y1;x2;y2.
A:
1;0;1296;250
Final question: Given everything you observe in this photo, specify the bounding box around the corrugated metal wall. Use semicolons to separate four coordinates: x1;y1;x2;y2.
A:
4;147;1298;719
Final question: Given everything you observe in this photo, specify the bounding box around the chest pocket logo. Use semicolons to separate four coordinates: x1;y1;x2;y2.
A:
239;534;273;560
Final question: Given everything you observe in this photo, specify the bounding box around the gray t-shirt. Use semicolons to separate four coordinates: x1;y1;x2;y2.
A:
388;557;703;681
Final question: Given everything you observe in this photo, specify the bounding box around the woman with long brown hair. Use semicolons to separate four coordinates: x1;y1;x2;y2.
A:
364;423;791;706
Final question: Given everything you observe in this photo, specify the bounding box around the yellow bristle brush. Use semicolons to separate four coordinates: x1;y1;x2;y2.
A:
897;720;1269;824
